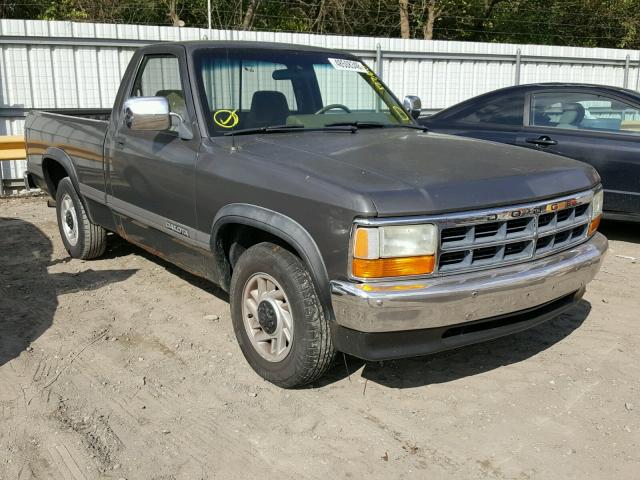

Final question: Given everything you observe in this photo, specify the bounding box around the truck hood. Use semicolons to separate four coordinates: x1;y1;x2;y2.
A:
232;128;599;216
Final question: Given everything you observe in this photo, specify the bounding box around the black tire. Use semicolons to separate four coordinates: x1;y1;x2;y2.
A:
230;242;335;388
55;177;107;259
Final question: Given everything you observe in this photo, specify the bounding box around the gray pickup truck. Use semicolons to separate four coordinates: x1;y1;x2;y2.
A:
26;41;607;387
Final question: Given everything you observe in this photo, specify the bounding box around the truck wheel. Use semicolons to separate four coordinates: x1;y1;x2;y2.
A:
55;177;106;259
230;242;335;388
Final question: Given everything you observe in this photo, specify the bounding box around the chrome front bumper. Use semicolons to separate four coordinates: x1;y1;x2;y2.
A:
331;233;607;333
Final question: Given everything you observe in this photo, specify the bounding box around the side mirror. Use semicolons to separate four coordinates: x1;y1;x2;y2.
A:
403;95;422;119
123;96;171;131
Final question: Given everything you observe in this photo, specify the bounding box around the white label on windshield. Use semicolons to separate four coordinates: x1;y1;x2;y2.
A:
328;58;368;73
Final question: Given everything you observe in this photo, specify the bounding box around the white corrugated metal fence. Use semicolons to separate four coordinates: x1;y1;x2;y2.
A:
1;18;639;181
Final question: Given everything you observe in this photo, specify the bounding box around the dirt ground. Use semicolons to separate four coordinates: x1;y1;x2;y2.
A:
0;195;638;480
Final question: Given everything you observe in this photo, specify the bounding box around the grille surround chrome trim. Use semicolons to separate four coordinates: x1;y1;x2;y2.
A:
333;233;607;333
351;188;599;281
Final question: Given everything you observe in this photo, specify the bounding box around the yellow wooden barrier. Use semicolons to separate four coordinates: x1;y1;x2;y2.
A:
0;135;26;161
621;121;640;133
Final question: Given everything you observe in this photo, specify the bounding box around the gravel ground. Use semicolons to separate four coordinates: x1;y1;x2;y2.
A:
1;195;638;480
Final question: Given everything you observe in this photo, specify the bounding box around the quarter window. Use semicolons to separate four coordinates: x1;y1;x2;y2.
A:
531;91;640;135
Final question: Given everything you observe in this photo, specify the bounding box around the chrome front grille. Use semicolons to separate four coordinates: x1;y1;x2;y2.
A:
437;191;594;274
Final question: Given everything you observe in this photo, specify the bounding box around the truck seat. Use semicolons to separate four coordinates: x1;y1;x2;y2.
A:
156;89;187;122
246;91;290;127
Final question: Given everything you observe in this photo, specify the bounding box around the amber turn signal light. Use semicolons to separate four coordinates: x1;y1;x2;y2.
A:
352;255;435;278
588;215;601;236
354;227;372;259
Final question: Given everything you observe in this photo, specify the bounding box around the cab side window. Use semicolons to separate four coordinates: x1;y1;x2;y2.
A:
131;55;187;130
531;91;640;135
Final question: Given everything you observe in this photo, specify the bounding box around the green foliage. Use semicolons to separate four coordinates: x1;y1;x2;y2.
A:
1;0;639;49
40;0;88;21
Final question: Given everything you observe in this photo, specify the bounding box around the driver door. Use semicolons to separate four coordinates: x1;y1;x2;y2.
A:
105;46;205;273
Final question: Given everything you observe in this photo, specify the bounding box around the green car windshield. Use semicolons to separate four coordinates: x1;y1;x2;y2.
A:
193;48;413;136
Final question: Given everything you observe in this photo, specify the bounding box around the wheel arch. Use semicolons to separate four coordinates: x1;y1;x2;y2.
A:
41;148;95;224
41;147;80;196
211;204;335;322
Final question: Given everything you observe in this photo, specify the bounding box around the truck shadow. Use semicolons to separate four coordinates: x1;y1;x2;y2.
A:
319;301;590;389
0;218;137;367
599;219;640;243
102;233;229;302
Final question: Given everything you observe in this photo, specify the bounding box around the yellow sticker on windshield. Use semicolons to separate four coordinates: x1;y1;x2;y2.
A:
213;109;239;129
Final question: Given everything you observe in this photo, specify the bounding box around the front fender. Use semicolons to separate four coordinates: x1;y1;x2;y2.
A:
211;204;334;321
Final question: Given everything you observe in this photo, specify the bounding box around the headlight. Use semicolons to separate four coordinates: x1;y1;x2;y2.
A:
589;189;603;235
352;224;437;278
592;190;603;219
379;225;437;257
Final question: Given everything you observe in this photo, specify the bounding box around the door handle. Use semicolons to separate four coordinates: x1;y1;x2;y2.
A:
525;136;558;146
115;136;126;147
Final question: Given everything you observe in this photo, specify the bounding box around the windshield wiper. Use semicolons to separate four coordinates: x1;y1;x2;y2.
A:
224;124;356;136
324;121;385;129
325;121;428;132
396;123;429;132
224;124;304;136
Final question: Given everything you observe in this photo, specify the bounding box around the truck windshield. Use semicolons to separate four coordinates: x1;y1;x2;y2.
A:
193;48;413;136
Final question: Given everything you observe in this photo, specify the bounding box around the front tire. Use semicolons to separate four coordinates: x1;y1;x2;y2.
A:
230;242;335;388
55;177;106;259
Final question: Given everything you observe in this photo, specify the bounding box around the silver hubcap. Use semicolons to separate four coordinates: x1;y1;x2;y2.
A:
242;273;294;362
60;194;79;246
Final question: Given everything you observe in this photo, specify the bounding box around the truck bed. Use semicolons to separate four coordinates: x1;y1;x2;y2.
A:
25;110;110;196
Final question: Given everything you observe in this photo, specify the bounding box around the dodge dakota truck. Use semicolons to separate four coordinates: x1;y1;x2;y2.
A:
25;41;607;387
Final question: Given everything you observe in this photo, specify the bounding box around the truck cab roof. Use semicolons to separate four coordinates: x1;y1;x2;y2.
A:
144;40;347;55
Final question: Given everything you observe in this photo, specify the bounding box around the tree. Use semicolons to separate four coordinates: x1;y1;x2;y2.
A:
163;0;182;27
241;0;260;30
422;0;442;39
399;0;411;38
1;0;639;49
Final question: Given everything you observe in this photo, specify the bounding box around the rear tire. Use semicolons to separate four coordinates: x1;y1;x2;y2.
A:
55;177;106;259
230;242;335;388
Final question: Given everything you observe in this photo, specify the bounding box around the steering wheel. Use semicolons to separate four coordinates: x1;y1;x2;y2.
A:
315;104;352;114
